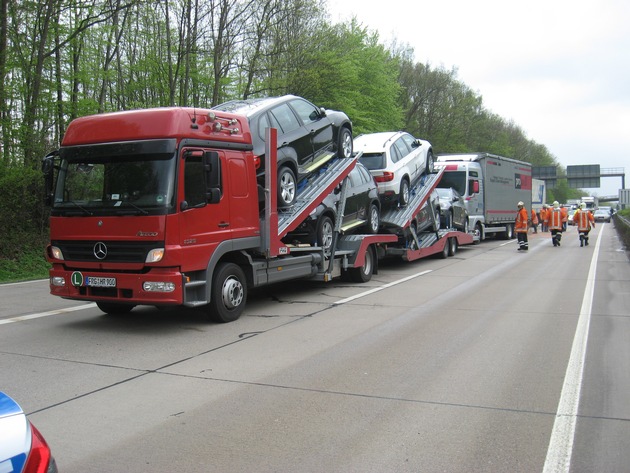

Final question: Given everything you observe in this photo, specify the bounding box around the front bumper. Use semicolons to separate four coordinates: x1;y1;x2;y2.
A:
48;267;184;305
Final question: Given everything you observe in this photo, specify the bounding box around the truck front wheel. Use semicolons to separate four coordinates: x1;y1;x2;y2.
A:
209;263;247;323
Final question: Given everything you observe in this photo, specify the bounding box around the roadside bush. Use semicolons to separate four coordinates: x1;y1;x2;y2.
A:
0;165;50;281
613;211;630;252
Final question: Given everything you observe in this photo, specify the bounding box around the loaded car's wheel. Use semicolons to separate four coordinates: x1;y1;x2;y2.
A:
366;204;380;234
442;209;453;229
96;302;135;315
432;206;441;232
277;166;297;207
399;178;410;206
209;262;247;323
337;127;353;159
316;215;334;251
426;150;435;174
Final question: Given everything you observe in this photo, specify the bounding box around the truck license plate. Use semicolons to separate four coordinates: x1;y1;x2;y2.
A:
85;277;116;287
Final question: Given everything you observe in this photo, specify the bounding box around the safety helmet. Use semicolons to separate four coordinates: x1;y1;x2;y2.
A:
553;201;559;208
580;202;586;209
517;201;524;207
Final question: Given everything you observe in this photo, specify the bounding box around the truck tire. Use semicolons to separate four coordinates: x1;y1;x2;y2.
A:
474;222;483;243
503;223;514;239
337;127;353;159
96;302;135;315
278;166;297;207
448;237;458;256
209;262;247;323
348;245;374;282
439;239;449;259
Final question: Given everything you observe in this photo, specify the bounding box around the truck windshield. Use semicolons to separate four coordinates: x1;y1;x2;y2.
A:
52;141;176;216
437;171;466;195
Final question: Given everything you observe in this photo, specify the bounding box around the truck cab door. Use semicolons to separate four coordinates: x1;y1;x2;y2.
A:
177;149;231;271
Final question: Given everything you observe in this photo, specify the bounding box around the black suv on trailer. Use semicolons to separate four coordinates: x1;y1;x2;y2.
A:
213;95;353;207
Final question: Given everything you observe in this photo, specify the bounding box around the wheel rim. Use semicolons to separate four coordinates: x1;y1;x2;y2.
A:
370;206;379;232
427;152;434;173
279;170;296;205
222;276;244;310
341;130;353;158
321;219;334;250
363;249;373;276
401;181;409;205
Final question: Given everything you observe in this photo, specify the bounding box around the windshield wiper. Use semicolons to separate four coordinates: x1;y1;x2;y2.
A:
119;201;149;215
63;201;93;216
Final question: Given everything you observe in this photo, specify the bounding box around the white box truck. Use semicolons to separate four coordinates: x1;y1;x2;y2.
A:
532;178;546;212
436;153;532;240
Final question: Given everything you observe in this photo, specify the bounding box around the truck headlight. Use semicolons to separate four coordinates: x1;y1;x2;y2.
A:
50;246;64;260
146;248;165;263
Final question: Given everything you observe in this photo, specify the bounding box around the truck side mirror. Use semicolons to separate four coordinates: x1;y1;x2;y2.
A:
42;151;59;206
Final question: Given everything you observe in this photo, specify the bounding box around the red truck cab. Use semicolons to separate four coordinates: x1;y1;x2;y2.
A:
43;107;260;320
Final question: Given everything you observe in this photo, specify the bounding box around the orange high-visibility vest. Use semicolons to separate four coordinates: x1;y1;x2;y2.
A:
547;208;563;230
515;207;528;232
531;209;539;224
574;209;594;231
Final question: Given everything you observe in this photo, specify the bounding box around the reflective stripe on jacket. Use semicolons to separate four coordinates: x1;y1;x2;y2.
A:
547;208;564;230
515;207;529;233
574;209;594;231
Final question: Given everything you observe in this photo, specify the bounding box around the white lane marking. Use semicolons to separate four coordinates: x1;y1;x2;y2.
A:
543;224;604;472
0;303;97;325
1;279;48;287
334;270;432;305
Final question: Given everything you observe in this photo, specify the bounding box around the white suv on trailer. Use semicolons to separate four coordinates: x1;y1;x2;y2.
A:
355;131;434;207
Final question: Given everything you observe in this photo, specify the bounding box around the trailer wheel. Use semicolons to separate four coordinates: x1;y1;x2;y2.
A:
366;204;380;233
96;302;135;315
448;237;458;256
209;262;247;323
349;245;374;282
337;127;353;159
439;239;449;259
503;223;514;239
278;166;297;207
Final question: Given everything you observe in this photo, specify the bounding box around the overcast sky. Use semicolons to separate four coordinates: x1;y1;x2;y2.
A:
327;0;630;197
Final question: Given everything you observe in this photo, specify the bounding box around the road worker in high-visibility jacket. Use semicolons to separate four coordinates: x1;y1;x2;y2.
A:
540;204;549;232
545;201;564;247
530;208;539;233
515;201;529;251
573;202;595;247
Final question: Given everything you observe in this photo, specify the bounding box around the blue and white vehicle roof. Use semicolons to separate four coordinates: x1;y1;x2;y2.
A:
0;391;31;473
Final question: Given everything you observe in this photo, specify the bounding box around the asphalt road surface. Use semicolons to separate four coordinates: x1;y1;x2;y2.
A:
1;223;628;472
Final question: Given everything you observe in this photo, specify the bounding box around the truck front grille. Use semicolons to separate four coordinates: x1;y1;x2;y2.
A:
52;240;164;263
